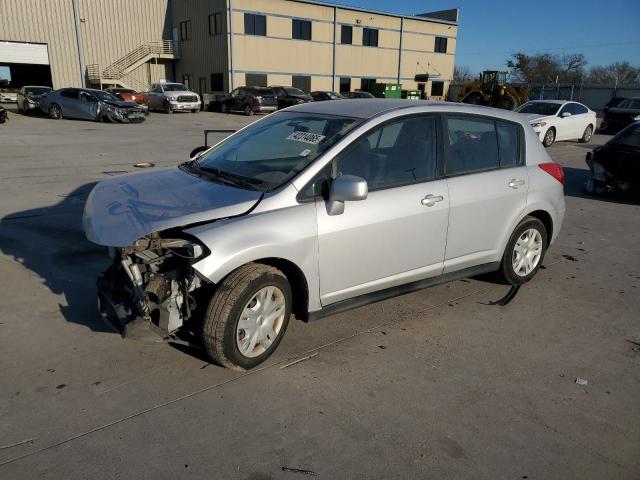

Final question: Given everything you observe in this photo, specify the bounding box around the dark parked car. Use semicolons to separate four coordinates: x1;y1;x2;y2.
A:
310;91;343;101
341;91;375;99
39;88;145;123
220;86;277;115
603;96;627;114
600;97;640;134
269;86;312;109
16;86;53;113
586;121;640;195
0;105;7;124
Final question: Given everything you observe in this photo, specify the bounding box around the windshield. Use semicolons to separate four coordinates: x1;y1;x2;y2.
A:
25;87;52;95
162;83;188;92
189;112;360;192
93;91;120;102
516;102;561;116
617;98;640;109
284;87;306;96
610;124;640;147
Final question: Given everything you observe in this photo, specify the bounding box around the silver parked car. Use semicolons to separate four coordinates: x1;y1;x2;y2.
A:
39;88;145;123
16;85;53;113
84;100;565;370
144;82;201;113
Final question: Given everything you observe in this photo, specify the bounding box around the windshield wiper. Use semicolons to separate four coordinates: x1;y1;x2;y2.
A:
196;165;264;190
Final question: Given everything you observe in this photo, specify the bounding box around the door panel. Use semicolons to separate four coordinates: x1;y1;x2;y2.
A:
317;180;449;304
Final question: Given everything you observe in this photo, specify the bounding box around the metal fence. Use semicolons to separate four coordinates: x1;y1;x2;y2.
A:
447;83;640;114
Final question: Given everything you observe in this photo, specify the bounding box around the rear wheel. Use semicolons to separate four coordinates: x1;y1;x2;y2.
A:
48;104;62;120
498;216;548;285
202;264;292;371
542;127;555;147
579;125;593;143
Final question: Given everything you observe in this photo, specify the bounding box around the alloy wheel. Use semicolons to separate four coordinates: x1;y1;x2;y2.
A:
512;228;543;277
236;286;286;358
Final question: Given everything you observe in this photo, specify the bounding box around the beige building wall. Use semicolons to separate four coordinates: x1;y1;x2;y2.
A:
0;0;172;89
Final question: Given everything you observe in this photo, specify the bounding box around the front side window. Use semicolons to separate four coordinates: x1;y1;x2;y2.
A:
362;28;378;47
444;116;522;175
292;19;312;40
245;13;266;36
336;115;438;190
189;112;360;192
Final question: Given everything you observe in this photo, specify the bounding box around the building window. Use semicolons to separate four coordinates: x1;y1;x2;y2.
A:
292;19;312;40
244;13;266;36
435;37;447;53
182;74;193;89
430;81;444;96
292;75;311;93
341;25;352;44
361;78;376;93
209;12;222;35
246;73;267;87
211;73;224;91
362;28;378;47
198;77;207;95
180;20;192;41
339;77;351;93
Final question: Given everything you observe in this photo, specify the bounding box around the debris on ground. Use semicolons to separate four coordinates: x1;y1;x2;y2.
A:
562;255;578;262
0;438;37;450
575;378;588;386
281;466;318;476
280;352;319;369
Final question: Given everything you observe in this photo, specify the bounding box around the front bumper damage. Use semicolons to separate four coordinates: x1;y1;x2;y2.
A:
97;233;208;342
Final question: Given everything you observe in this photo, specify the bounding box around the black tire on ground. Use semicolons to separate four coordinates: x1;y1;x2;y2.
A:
244;105;254;116
163;101;173;114
496;94;518;110
202;263;292;371
191;109;198;113
498;216;548;286
542;127;556;147
221;103;229;114
579;124;593;143
48;104;62;120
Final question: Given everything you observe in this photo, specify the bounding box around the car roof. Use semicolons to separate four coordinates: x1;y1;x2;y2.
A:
286;99;530;122
23;85;52;89
525;99;570;105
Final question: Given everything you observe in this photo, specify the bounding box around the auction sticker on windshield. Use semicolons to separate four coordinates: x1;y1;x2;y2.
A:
287;131;326;145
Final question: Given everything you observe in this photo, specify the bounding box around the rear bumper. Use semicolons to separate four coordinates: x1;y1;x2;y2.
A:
254;105;277;113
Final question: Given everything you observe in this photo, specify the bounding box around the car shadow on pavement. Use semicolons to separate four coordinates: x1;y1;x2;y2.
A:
563;166;640;205
0;183;115;333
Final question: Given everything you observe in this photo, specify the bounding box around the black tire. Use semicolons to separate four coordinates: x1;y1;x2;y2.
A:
496;94;518;110
579;124;593;143
498;216;548;286
244;104;254;116
191;109;198;113
163;101;173;114
202;264;292;371
542;127;555;147
48;104;62;120
221;103;229;114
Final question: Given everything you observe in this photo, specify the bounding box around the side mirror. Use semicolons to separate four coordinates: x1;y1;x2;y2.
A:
561;111;572;118
327;175;368;216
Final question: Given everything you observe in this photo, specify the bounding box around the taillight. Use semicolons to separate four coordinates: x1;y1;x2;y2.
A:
539;162;564;185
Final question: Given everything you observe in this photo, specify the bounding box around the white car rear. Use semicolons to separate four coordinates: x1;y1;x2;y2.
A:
517;100;596;147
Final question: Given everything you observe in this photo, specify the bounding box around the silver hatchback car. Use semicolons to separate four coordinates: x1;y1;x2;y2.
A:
84;100;565;370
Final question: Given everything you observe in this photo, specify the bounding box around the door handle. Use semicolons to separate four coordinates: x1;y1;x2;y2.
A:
508;179;525;189
421;194;444;206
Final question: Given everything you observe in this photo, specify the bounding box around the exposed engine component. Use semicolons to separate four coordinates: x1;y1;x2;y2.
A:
98;233;207;340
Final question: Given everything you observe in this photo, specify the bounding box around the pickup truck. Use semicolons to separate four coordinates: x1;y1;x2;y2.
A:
144;82;201;113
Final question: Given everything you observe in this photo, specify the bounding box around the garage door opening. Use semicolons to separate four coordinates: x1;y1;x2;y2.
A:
0;41;52;89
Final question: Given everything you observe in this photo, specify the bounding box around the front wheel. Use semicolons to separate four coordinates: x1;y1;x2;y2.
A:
542;127;555;147
202;264;292;370
498;216;548;285
163;102;173;114
48;104;62;120
579;125;593;143
244;105;254;116
221;103;228;114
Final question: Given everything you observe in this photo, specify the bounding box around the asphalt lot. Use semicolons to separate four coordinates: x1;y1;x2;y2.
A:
0;105;639;479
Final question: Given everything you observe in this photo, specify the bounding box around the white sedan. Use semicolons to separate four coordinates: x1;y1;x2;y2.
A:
517;100;597;147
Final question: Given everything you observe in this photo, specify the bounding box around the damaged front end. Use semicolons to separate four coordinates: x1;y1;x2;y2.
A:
98;233;209;342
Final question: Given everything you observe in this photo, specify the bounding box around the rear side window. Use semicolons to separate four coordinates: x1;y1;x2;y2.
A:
444;116;521;175
60;89;78;99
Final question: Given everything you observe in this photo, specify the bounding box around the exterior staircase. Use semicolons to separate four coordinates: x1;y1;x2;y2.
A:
87;40;178;91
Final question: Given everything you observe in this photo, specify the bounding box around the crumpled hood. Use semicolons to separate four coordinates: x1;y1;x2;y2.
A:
104;99;139;109
83;167;262;247
523;113;552;123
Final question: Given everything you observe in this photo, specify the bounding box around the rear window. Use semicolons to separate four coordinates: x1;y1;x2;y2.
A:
25;87;52;95
248;87;274;96
516;102;561;116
